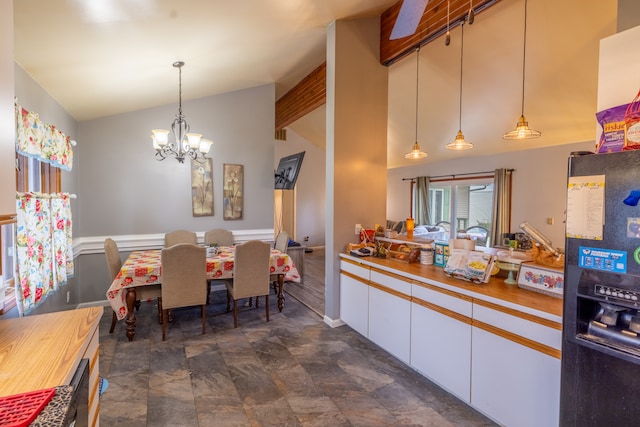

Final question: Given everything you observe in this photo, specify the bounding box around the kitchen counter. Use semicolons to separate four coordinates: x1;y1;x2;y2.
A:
0;307;102;425
341;253;563;319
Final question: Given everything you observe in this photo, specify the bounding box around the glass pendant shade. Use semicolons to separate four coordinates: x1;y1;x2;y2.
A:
405;142;427;159
445;130;473;150
503;115;541;140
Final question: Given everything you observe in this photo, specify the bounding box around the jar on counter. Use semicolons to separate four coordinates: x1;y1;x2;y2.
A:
420;246;434;265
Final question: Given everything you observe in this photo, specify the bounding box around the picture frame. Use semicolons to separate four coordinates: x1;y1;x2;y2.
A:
190;158;213;217
223;164;243;220
517;262;564;299
274;151;305;190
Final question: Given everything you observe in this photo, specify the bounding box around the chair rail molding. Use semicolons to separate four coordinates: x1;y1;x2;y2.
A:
72;229;276;257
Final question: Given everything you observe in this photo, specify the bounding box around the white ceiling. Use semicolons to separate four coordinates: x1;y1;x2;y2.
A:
13;0;620;169
13;0;398;122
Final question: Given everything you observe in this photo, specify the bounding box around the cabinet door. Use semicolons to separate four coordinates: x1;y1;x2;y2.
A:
368;285;411;363
339;272;369;337
411;302;471;402
368;269;411;364
471;326;561;427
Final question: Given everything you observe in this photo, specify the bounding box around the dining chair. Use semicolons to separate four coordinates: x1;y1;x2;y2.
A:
225;240;271;328
204;228;234;246
104;238;162;332
203;228;234;304
160;243;208;341
164;229;197;247
271;231;289;294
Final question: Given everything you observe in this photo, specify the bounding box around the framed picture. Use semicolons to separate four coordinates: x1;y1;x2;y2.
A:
517;262;564;299
223;164;243;220
191;158;213;217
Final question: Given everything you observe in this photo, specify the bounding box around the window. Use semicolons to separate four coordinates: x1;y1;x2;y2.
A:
428;176;494;244
0;154;61;315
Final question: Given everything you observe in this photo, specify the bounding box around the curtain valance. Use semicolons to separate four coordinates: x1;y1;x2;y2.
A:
15;100;74;171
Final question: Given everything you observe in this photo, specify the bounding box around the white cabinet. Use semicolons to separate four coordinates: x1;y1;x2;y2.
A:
411;284;472;402
471;303;562;427
368;269;411;364
339;259;370;337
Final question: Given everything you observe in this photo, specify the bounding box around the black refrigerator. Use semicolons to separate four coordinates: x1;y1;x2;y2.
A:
561;149;640;425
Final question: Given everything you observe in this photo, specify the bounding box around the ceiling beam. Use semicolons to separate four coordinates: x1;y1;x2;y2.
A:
380;0;501;65
275;63;326;131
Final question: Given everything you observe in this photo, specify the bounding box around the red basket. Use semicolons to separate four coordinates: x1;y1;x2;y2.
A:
0;388;56;427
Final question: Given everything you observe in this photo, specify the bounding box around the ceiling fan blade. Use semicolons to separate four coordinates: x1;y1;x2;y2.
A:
390;0;430;40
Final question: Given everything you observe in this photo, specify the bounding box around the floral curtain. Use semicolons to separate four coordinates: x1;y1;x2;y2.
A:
15;100;74;171
15;192;74;315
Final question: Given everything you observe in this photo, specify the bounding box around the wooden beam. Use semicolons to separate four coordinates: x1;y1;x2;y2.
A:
275;63;326;131
380;0;501;66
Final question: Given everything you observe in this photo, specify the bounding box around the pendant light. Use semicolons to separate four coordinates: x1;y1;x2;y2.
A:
405;46;428;160
446;21;473;150
503;0;541;140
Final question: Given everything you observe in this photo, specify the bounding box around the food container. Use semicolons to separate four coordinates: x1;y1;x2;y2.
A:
387;246;420;263
420;247;434;265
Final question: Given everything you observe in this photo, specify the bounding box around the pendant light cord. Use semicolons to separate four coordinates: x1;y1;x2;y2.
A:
415;46;420;142
521;0;528;116
458;21;464;131
178;65;183;116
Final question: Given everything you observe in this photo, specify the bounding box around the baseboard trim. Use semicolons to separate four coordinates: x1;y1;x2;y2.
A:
324;315;345;328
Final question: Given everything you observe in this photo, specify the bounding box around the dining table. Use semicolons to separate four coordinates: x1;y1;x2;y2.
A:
106;245;301;341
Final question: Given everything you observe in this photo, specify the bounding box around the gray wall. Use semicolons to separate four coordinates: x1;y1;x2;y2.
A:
77;84;275;236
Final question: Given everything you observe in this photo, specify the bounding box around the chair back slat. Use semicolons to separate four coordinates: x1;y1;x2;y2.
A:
104;238;122;280
274;231;289;253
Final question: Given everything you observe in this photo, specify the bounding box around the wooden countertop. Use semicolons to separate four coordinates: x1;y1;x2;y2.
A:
342;254;563;319
0;306;102;397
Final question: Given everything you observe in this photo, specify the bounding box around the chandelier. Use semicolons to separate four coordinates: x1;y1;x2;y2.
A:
151;61;213;163
405;46;427;160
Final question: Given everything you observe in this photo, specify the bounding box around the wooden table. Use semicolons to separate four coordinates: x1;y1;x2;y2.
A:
106;246;300;341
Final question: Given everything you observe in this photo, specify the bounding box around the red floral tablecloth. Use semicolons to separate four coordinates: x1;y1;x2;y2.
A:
106;246;300;320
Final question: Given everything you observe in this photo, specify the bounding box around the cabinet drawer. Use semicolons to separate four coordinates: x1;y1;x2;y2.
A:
370;268;411;296
473;302;562;352
412;282;472;318
340;259;370;281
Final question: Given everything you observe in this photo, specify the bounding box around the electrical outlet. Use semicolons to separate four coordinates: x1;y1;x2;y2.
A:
355;224;362;235
546;217;554;225
303;236;309;242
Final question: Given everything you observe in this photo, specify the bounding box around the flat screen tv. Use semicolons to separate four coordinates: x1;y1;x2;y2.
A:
275;151;305;190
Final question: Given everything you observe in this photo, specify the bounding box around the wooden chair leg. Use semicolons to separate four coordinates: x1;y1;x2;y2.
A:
226;290;231;312
109;311;117;333
201;305;206;334
206;282;211;305
233;299;238;328
265;294;270;322
162;308;168;341
157;297;163;324
135;299;141;311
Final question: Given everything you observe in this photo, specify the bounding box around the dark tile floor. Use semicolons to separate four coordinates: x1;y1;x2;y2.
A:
99;291;497;426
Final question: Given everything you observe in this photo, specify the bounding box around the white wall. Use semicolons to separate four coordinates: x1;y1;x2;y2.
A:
275;128;326;247
387;141;594;250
